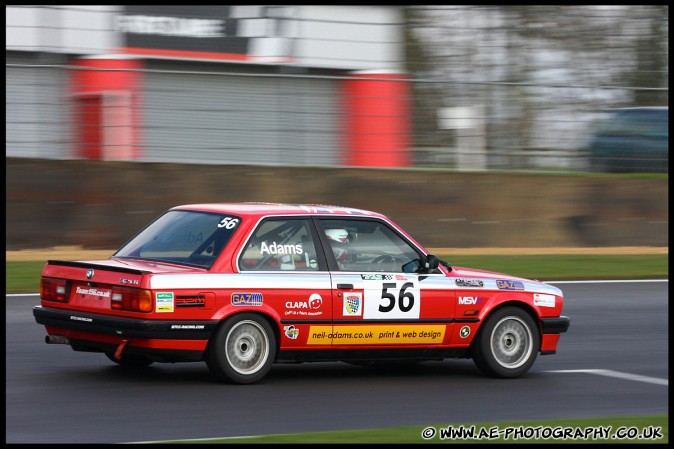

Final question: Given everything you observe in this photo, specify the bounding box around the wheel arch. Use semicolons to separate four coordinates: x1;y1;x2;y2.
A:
204;310;281;361
474;300;542;349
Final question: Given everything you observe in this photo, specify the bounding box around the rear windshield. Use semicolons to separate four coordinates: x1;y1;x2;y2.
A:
113;210;241;269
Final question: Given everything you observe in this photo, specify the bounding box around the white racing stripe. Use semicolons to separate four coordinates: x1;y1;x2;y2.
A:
149;272;332;290
547;369;668;386
546;279;668;284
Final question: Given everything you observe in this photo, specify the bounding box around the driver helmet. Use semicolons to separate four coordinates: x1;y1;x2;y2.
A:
324;228;349;261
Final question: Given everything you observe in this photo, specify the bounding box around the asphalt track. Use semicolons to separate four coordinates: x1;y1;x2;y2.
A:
6;281;668;444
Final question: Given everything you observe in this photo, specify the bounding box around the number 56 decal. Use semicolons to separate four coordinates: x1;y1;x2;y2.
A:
362;276;420;319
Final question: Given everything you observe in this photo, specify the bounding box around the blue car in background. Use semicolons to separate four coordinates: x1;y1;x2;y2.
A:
588;107;668;173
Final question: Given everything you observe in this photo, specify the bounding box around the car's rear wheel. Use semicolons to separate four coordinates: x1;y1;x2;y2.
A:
105;352;154;367
472;307;539;378
207;313;276;384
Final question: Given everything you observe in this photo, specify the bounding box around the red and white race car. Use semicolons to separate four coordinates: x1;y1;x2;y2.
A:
34;203;570;384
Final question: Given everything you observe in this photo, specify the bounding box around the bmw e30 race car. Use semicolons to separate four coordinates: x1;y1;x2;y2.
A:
33;203;570;384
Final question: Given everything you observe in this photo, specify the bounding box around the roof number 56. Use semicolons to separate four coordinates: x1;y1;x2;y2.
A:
218;217;239;229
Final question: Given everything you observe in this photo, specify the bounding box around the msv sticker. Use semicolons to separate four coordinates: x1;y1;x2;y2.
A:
496;279;525;290
458;296;483;305
231;292;263;306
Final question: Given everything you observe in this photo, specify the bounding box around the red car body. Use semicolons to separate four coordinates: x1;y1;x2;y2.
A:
34;203;570;384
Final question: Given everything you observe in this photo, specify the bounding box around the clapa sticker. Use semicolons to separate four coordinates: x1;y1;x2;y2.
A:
534;293;556;308
155;292;174;313
343;292;363;316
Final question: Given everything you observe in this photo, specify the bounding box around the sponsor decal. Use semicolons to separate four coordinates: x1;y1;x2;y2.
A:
533;293;556;308
307;324;445;345
170;324;205;330
361;274;385;280
284;325;299;340
231;292;263;306
458;296;483;305
217;217;239;229
156;292;174;312
455;278;484;288
496;279;525;290
284;293;323;316
117;15;225;38
361;276;421;320
395;274;408;280
70;315;93;323
343;292;363;316
75;286;111;298
260;242;303;255
297;205;367;215
119;278;139;285
459;326;471;338
176;297;205;307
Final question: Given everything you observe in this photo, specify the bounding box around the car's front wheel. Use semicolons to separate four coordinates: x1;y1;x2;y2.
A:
207;313;276;384
472;307;539;378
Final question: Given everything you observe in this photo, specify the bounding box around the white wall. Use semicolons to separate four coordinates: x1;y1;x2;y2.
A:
6;5;120;55
6;5;403;71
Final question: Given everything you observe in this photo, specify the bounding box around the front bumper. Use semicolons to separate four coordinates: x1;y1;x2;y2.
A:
540;316;571;334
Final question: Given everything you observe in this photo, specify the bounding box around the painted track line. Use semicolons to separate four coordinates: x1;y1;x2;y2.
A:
547;369;668;386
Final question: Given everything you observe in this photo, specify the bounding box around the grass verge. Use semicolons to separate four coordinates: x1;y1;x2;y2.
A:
5;254;668;294
161;415;668;444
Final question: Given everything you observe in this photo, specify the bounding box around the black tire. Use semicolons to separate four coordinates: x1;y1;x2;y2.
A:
105;352;154;367
472;307;539;378
207;313;276;384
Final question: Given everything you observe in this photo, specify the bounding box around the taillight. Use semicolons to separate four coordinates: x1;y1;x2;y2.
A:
41;277;68;302
111;286;153;313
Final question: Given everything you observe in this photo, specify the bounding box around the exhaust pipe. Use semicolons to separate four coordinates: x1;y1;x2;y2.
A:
45;335;70;345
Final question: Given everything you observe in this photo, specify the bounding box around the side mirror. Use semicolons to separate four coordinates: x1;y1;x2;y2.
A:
402;254;442;274
424;254;440;271
402;258;421;273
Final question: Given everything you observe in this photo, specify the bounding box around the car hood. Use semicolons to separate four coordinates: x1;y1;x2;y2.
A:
450;265;530;282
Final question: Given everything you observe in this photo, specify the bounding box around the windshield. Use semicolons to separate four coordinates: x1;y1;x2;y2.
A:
113;210;242;269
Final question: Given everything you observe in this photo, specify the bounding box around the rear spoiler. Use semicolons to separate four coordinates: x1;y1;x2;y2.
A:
46;260;151;275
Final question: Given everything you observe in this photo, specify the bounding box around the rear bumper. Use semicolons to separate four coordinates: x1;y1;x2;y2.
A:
34;305;217;362
33;305;218;340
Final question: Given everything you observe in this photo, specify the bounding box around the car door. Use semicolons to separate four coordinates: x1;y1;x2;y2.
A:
238;217;333;351
314;217;455;349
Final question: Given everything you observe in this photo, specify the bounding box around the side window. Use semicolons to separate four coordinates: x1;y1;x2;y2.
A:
239;219;319;271
318;219;421;272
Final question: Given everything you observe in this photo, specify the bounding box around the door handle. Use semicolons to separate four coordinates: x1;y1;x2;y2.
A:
336;283;354;289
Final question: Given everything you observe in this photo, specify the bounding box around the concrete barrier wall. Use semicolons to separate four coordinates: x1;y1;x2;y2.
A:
6;157;668;250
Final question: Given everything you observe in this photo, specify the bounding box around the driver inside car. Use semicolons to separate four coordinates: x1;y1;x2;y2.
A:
324;228;351;269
